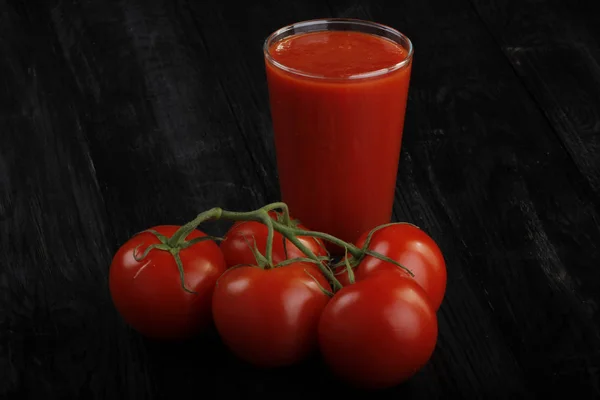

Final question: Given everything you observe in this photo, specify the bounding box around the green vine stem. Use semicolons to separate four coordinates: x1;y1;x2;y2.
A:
262;202;292;226
137;202;414;294
161;205;344;290
343;248;356;284
273;225;364;259
330;222;415;278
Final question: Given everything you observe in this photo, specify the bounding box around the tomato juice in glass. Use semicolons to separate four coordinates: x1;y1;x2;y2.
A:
263;19;413;251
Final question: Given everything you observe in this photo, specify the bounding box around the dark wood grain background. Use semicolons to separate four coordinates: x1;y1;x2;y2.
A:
1;0;599;398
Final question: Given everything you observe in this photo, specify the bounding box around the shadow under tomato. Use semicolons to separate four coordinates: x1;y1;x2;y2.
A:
136;324;427;398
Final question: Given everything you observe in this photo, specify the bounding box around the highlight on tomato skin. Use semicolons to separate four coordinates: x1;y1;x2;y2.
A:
211;262;332;368
318;270;438;389
108;225;226;340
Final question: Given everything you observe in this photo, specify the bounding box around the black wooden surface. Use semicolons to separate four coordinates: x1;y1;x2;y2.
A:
1;0;599;398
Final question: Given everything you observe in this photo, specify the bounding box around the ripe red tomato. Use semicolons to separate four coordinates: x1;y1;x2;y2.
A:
109;225;226;340
337;223;446;311
212;262;331;367
220;212;327;267
318;271;438;389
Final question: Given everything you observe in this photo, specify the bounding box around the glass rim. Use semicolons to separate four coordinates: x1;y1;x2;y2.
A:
263;18;414;81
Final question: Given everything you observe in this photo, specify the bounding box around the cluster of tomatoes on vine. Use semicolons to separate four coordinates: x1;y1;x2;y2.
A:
108;202;447;390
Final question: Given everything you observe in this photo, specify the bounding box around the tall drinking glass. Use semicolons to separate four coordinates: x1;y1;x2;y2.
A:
263;18;413;251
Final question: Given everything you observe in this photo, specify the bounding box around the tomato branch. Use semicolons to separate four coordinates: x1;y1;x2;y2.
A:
164;204;346;291
161;202;417;292
272;224;364;260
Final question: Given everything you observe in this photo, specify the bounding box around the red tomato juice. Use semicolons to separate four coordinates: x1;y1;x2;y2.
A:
264;26;412;250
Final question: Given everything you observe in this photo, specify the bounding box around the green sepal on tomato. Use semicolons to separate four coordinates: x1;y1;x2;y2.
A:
336;223;447;311
212;261;331;368
318;270;438;389
220;211;328;268
109;225;226;340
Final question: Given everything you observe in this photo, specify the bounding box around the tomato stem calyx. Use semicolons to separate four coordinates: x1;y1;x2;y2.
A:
242;236;271;269
343;248;356;285
132;229;222;294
